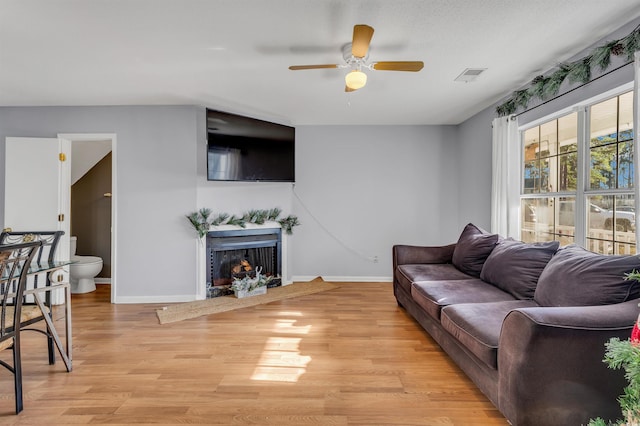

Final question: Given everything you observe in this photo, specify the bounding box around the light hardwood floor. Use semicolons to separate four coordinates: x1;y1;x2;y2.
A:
0;283;508;425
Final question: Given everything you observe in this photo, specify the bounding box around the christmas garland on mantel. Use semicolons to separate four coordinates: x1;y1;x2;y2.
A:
496;24;640;117
186;207;300;238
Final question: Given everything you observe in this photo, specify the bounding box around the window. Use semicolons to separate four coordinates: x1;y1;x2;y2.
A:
520;90;635;255
521;113;577;246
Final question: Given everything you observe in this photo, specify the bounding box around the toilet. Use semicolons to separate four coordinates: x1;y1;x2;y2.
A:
69;236;103;293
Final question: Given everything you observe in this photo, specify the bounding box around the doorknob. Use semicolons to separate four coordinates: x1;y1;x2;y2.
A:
103;193;112;198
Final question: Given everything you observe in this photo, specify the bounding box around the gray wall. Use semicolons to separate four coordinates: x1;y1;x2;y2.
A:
0;105;460;301
456;107;494;230
196;124;460;282
292;125;460;280
0;106;199;302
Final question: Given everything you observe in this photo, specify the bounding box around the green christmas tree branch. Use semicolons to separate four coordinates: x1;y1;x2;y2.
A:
496;24;640;117
185;207;300;237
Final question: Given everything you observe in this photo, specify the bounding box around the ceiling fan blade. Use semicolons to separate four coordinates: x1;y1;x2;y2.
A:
352;24;374;58
345;86;358;92
372;61;424;72
288;64;339;70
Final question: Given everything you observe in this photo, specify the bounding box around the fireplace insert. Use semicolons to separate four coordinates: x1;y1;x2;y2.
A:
206;228;282;297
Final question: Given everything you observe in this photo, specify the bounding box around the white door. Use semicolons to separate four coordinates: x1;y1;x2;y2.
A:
4;137;71;289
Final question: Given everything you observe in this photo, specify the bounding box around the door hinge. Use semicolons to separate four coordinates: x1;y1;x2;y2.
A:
59;153;66;162
58;214;64;222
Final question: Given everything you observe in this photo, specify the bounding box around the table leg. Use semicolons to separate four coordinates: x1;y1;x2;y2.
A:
32;289;72;372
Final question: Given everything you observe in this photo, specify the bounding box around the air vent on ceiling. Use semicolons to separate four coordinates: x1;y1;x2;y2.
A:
454;68;487;83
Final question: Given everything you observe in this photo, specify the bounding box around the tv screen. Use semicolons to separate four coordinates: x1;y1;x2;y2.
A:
207;109;295;182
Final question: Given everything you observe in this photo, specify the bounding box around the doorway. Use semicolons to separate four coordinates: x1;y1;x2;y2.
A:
59;133;117;303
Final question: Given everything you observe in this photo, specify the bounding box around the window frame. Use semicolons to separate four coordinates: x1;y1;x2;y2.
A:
519;81;634;251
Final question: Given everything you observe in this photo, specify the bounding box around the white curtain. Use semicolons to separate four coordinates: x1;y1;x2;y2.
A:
491;115;520;238
634;51;640;246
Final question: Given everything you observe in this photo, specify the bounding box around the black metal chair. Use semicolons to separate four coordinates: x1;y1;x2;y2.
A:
0;231;64;366
0;240;41;413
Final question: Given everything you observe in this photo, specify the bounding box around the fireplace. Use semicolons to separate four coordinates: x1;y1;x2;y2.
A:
206;227;282;298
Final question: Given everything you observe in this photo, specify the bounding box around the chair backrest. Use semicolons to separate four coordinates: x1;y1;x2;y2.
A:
0;231;63;265
0;232;64;301
0;241;41;343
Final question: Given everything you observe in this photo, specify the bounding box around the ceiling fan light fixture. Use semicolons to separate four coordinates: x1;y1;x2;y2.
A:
345;70;367;90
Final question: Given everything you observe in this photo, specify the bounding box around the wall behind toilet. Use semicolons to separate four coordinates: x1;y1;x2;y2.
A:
71;152;112;278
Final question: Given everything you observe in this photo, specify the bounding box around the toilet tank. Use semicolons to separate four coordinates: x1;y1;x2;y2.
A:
70;236;77;256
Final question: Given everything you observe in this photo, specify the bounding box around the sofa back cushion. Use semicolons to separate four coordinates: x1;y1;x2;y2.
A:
480;239;559;299
452;223;499;278
534;244;640;307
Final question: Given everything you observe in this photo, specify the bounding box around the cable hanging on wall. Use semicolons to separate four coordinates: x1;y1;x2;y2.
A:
292;186;378;263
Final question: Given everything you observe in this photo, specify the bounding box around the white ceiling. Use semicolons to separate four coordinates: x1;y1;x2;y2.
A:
2;0;640;125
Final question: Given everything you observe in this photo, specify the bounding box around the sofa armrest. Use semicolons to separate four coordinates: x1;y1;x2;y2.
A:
497;300;639;426
392;244;456;269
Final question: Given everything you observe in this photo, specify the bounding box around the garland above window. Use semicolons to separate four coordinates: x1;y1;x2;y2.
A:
496;24;640;117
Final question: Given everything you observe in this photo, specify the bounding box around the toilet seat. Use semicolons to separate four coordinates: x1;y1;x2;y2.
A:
71;255;102;265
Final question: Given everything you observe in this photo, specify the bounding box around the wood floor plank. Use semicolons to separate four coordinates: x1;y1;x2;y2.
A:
0;283;507;425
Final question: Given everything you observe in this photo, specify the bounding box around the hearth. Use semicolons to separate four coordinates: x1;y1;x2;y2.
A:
206;227;282;298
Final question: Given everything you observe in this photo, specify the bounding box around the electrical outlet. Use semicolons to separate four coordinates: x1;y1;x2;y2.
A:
373;256;379;263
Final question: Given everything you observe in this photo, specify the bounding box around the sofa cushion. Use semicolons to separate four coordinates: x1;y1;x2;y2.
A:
411;279;517;321
452;223;499;278
534;244;640;307
480;239;559;300
441;300;538;369
395;264;473;294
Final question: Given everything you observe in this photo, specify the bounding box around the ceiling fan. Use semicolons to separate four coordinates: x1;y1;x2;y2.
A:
288;24;424;92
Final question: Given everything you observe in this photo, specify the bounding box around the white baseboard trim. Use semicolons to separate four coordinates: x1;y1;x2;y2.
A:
113;295;197;304
95;278;111;284
112;277;391;304
291;275;393;283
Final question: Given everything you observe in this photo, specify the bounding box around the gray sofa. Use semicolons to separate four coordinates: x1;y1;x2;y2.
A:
393;223;640;426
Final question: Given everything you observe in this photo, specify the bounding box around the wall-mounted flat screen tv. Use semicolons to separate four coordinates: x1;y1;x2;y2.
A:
207;109;295;182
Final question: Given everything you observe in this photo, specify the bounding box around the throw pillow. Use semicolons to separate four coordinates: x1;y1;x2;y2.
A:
534;244;640;307
451;223;499;278
480;239;559;299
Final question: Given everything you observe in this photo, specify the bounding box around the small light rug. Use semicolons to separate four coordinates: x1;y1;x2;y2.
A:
156;278;337;324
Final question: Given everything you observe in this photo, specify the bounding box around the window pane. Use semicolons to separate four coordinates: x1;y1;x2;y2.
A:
591;97;618;147
524;127;539;161
523;161;538;193
521;199;537;243
557;197;575;237
520;198;553;242
559;112;577;153
586;195;636;255
590;144;616;190
619;91;633;142
540;157;551;192
539;121;557;157
558;152;577;191
587;196;613;254
618;141;633;189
